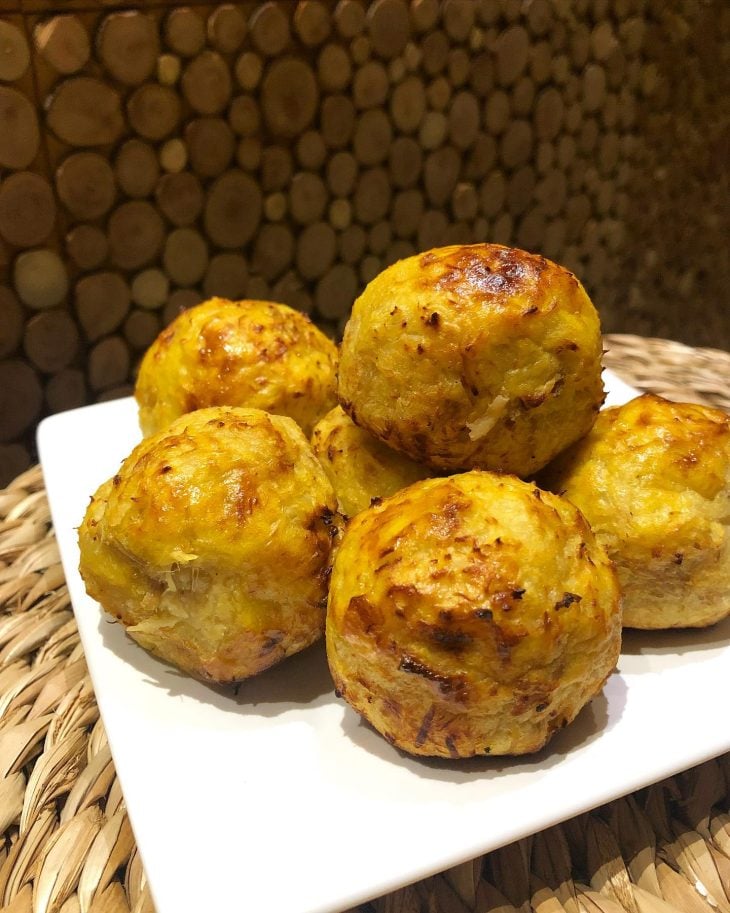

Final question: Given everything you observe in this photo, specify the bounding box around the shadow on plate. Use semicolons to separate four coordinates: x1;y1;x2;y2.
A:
620;614;730;670
338;671;628;782
97;613;335;715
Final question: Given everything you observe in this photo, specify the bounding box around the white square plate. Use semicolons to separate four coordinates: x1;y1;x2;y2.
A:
37;369;730;913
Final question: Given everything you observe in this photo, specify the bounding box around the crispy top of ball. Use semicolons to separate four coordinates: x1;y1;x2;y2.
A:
329;472;619;686
327;471;621;756
135;298;338;436
541;394;730;563
338;244;604;476
79;407;340;681
311;405;431;518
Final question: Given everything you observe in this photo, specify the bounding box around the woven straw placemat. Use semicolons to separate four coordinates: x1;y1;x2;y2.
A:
1;334;729;913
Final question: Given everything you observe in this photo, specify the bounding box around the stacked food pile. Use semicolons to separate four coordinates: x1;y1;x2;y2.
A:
77;243;730;759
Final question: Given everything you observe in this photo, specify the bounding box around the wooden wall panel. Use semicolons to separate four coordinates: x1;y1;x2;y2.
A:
0;0;728;484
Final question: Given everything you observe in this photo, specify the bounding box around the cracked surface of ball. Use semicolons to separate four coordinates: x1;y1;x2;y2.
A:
135;297;338;436
79;407;341;682
311;405;431;517
541;394;730;629
338;244;604;476
326;471;621;758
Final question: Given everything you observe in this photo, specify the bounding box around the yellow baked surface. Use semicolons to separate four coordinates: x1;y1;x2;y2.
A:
327;471;621;758
311;405;431;518
338;243;604;477
78;407;341;682
135;298;338;436
541;394;730;629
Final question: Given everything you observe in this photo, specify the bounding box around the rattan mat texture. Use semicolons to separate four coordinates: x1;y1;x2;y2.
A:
1;333;729;913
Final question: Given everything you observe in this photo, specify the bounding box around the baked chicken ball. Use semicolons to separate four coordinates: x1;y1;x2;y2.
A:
311;405;432;517
135;297;338;436
327;472;621;758
338;244;604;477
78;407;341;682
541;394;730;629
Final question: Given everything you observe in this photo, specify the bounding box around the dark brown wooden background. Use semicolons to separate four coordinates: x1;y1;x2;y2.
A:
0;0;728;484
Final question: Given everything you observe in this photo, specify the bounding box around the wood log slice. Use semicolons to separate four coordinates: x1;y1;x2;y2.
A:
236;137;262;170
392;188;424;238
108;201;165;270
88;337;130;392
321;94;355;148
326;150;358;196
367;220;391;254
353;109;391;165
452;182;478;221
0;359;42;441
46;368;86;414
34;15;90;75
296;130;326;170
484;89;511;135
164;8;205;57
424;146;460;206
65;224;108;271
208;5;247;55
186;117;235;176
389;136;422;188
260;145;293;191
290;171;328;224
0;20;29;82
115;139;159;198
124;309;160;351
261;57;318;138
496;25;529;86
338;223;366;264
448;47;470;86
499;119;533;169
353;167;390;224
422;29;449;75
250;2;290;57
390;75;425;133
155;171;203;226
410;0;439;33
229;95;260;136
353;60;388;108
296;221;336;279
464;133;497;179
264;191;287;221
317;43;351;92
367;0;410;59
24;309;79;374
234;51;263;90
506;164;536;215
315;263;358;319
416;209;447;251
295;2;332;48
0;287;23;359
131;268;170;310
127;83;181;141
252;223;294;280
334;0;365;39
448;90;479;149
418;110;446;150
0;87;39;169
97;11;159;86
47;77;124;146
328;197;351;230
203;253;248;299
56;151;115;220
272;270;313;314
14;249;69;311
163;228;209;287
443;0;474;41
159;138;187;173
182;51;232;115
204;170;262;248
155;53;180;88
479;171;506;218
75;271;131;341
0;172;55;248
